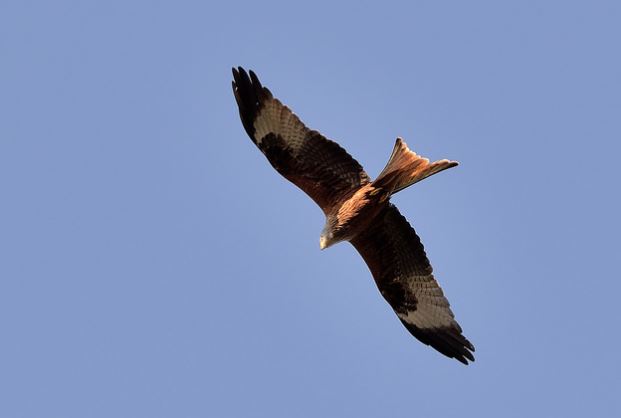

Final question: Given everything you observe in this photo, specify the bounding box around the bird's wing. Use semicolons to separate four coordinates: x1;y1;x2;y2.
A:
232;67;370;213
350;204;475;364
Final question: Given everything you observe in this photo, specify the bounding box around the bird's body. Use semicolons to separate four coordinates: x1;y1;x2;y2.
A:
232;67;475;364
320;183;389;249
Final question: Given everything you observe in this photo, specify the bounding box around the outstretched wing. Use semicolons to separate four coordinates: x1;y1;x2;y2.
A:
232;67;370;213
351;204;475;364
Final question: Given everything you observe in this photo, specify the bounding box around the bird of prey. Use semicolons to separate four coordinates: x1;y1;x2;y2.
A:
232;67;475;364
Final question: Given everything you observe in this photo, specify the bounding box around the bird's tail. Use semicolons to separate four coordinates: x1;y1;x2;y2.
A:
372;138;458;195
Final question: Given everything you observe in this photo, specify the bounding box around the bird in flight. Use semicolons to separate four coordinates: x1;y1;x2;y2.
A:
232;67;475;364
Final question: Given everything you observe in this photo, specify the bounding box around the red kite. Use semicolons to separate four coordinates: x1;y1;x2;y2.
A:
232;67;475;364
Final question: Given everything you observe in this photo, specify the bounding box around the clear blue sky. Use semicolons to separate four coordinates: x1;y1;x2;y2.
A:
1;1;620;417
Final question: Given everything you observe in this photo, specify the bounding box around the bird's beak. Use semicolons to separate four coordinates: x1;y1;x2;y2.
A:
319;236;328;250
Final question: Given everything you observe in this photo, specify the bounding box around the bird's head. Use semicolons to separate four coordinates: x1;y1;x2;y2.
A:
319;225;337;250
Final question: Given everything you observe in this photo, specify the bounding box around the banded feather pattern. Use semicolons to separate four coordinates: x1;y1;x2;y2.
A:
232;67;474;364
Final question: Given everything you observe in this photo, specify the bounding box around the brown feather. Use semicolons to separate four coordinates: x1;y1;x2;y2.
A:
373;138;458;195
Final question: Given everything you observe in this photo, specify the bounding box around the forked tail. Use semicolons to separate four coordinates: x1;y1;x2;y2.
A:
372;138;458;195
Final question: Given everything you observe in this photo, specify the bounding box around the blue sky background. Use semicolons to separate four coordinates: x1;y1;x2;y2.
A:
1;1;620;417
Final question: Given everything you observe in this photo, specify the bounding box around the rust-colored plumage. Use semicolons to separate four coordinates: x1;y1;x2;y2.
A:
232;67;475;364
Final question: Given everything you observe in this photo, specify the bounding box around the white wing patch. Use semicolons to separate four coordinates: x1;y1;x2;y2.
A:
396;275;459;329
398;306;456;329
253;98;307;150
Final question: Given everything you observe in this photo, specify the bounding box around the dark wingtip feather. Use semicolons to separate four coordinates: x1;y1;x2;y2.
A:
249;69;261;88
232;66;263;140
400;320;476;365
